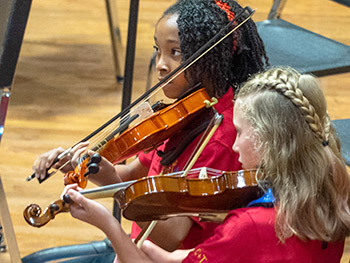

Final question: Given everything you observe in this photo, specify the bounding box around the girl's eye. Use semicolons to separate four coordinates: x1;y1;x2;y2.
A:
172;49;181;56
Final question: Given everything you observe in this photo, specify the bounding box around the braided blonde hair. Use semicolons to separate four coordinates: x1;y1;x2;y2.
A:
236;67;350;242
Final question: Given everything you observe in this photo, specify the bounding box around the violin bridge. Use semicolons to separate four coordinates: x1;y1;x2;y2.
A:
131;101;154;121
199;167;208;179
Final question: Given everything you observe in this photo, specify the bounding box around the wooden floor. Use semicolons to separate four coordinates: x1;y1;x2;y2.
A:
0;0;349;262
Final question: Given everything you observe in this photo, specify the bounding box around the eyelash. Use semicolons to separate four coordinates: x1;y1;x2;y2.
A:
172;49;181;56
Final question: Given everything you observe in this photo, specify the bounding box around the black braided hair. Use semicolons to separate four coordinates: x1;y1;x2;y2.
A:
162;0;269;97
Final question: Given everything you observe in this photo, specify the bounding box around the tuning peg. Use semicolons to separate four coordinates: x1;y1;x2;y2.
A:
83;163;100;177
86;153;102;168
90;153;102;164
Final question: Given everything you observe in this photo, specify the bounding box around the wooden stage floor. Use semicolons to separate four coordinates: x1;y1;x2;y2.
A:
0;0;349;262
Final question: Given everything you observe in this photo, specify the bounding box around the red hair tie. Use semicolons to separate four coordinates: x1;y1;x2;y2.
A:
214;0;237;51
215;0;235;21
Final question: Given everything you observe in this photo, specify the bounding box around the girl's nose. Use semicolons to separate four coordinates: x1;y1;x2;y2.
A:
156;55;170;74
232;141;238;153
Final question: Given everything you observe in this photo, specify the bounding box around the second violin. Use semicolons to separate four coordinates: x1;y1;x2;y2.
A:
114;168;262;222
23;168;262;227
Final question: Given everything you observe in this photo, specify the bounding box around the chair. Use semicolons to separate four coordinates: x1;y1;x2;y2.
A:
256;0;350;76
332;119;350;167
331;0;350;7
21;238;115;263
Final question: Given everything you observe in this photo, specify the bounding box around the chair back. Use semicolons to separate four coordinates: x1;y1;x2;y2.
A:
333;119;350;167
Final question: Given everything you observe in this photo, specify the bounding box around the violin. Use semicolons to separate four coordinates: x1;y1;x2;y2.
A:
114;168;262;221
63;87;214;188
23;168;262;227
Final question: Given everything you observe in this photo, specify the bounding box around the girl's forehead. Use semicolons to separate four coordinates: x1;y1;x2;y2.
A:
155;14;180;43
157;14;178;30
163;13;178;26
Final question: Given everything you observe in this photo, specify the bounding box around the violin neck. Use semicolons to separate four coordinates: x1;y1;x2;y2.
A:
80;180;136;199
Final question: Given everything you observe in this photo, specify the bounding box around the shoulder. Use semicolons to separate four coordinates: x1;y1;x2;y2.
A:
214;87;234;115
183;207;276;263
197;207;276;245
138;150;156;167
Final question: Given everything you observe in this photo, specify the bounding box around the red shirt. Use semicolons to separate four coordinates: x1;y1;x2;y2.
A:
183;207;345;263
131;87;242;248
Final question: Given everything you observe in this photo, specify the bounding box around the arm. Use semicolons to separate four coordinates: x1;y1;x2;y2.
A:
142;240;192;263
88;156;149;186
65;187;152;262
32;141;149;186
65;187;187;263
136;217;193;252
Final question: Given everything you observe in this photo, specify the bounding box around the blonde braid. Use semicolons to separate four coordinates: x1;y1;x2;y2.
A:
256;68;328;145
323;112;331;144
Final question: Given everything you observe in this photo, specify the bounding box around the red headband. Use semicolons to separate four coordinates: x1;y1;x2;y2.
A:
215;0;235;21
214;0;237;51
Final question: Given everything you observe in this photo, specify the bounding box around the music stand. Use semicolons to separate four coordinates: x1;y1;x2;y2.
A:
0;0;32;142
0;0;32;262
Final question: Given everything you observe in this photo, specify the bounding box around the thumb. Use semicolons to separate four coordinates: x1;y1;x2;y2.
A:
67;189;86;207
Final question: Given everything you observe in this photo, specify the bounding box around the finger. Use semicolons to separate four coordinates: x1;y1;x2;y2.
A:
49;147;65;169
32;157;40;177
32;148;62;180
37;154;50;180
66;190;87;219
67;188;85;205
71;141;90;154
60;183;79;199
71;148;88;168
87;149;100;156
66;189;93;220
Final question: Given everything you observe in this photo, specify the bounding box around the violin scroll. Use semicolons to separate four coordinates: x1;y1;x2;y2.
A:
23;198;71;228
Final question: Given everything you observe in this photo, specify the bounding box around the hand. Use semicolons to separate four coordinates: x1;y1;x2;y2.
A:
141;240;191;263
84;149;123;185
32;147;68;181
63;184;113;231
32;142;89;181
68;141;90;168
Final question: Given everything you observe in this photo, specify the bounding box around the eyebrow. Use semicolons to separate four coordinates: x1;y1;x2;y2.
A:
154;36;180;44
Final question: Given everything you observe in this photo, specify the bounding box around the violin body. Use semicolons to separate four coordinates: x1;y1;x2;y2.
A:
64;88;212;187
102;88;212;163
24;168;262;227
114;169;262;221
